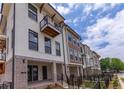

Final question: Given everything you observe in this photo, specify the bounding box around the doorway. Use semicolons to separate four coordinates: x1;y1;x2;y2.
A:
42;66;47;80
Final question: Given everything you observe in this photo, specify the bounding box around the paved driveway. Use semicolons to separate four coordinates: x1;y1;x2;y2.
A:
118;73;124;89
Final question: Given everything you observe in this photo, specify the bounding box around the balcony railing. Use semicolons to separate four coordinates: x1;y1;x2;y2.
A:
40;15;62;37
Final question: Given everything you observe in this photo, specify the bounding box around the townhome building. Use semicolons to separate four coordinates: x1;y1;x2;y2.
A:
63;25;83;78
92;51;101;75
80;44;101;78
0;3;101;89
0;3;67;89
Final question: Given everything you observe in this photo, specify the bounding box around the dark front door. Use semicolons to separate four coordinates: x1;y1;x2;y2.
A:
28;65;38;82
28;65;32;82
42;66;47;80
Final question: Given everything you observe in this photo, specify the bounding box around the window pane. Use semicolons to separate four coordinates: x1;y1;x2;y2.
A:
28;4;37;21
28;4;37;13
55;42;61;56
29;30;38;51
45;37;51;54
28;11;37;21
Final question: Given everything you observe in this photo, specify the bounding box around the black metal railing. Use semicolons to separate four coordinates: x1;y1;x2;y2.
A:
0;82;12;89
40;15;62;32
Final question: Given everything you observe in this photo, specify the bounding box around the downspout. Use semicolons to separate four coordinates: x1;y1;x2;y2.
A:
61;24;68;83
12;3;15;89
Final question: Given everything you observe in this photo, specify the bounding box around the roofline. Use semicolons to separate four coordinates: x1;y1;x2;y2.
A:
92;51;101;58
48;3;65;20
64;24;81;40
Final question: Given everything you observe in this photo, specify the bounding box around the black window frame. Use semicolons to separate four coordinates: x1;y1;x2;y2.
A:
55;41;61;56
68;32;72;42
44;37;52;54
28;4;37;22
69;48;74;60
29;29;38;51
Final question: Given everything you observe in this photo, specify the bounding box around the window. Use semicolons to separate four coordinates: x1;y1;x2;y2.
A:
45;37;51;54
79;53;82;62
69;48;74;60
75;50;78;61
29;30;38;51
68;32;72;42
28;65;38;81
55;42;61;56
73;39;76;45
28;4;37;21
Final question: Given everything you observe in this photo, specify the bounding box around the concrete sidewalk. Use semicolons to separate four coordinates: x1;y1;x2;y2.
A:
118;74;124;89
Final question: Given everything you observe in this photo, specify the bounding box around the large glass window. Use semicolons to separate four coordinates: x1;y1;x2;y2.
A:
75;50;78;61
29;30;38;51
28;4;37;21
68;32;72;42
55;41;61;56
69;48;74;60
45;37;51;54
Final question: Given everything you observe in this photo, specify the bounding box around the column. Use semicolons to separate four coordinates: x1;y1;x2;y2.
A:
77;66;80;76
53;62;57;82
62;64;66;81
80;66;84;77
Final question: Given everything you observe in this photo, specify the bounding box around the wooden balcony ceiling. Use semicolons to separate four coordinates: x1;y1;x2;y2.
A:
0;35;6;49
42;26;60;37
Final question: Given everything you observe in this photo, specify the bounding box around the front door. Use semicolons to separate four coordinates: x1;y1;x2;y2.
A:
28;65;32;82
28;65;38;82
42;66;47;80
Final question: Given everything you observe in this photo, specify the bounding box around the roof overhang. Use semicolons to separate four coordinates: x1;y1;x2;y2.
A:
65;24;81;40
35;3;65;23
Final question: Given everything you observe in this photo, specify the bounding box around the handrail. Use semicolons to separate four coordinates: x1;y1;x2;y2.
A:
40;15;62;32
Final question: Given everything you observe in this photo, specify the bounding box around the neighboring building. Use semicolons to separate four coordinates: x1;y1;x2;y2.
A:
92;51;101;75
0;3;101;89
63;25;83;78
80;44;101;78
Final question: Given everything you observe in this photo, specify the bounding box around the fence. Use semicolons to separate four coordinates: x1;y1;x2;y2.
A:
0;81;12;89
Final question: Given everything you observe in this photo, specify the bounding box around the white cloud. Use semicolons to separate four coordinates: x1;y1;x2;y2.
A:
50;3;80;15
83;9;124;61
65;19;73;24
56;5;71;15
82;3;117;17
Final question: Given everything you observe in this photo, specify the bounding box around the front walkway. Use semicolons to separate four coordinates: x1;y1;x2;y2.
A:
118;73;124;89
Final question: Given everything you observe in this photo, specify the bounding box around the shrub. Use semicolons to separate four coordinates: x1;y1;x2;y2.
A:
84;80;94;88
100;81;106;89
113;80;118;89
120;77;124;82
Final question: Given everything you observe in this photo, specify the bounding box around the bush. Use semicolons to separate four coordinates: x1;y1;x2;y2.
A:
84;80;94;88
113;80;118;89
120;77;124;82
100;81;106;89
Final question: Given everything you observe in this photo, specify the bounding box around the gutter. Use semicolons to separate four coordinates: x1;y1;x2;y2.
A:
12;3;15;89
61;24;69;83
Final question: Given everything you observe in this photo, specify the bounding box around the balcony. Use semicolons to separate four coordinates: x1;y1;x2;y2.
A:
40;15;62;37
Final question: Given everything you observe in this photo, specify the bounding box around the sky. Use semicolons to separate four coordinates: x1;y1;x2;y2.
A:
51;3;124;61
